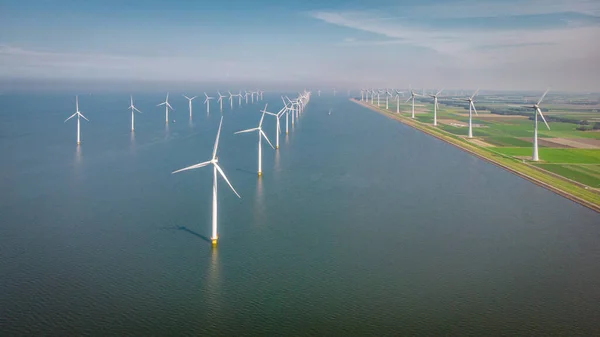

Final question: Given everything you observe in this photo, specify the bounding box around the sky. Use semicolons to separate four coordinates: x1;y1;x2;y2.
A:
1;0;599;91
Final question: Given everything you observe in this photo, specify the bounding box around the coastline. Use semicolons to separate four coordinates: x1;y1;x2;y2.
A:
350;98;600;213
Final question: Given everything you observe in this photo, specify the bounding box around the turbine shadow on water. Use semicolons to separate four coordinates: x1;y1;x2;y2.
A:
177;226;211;244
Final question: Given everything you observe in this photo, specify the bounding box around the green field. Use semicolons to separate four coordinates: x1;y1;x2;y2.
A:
535;164;600;187
493;148;600;164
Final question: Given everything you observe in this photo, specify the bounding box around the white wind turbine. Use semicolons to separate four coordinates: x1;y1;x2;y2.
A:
157;93;174;124
456;89;479;138
263;105;285;149
429;89;443;126
385;89;392;110
237;91;243;105
370;89;374;104
526;89;551;161
244;90;250;104
217;91;226;112
318;89;321;97
405;89;422;119
282;97;291;134
64;95;89;145
395;90;404;114
128;95;142;131
234;105;275;176
259;90;264;100
172;116;240;247
228;91;234;109
204;92;214;115
183;94;197;118
333;88;337;96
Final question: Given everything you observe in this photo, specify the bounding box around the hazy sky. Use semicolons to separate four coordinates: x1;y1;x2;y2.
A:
1;0;599;91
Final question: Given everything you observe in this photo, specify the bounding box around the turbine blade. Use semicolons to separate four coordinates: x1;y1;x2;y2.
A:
470;88;480;99
471;102;478;116
215;163;241;198
64;112;77;122
79;113;90;121
261;130;275;149
436;88;444;96
259;111;266;127
167;102;174;110
538;108;551;130
212;116;223;160
183;95;190;100
234;127;259;134
405;97;411;103
134;107;142;113
537;88;550;105
171;160;211;174
157;102;166;106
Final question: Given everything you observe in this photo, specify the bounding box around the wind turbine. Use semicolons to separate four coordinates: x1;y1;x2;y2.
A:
244;90;250;104
183;94;197;118
282;97;291;134
128;95;142;131
385;89;392;110
456;89;479;138
405;89;422;119
395;90;403;114
234;105;275;176
526;89;551;161
217;91;226;112
204;92;214;115
318;89;321;97
263;104;285;149
228;91;234;109
259;90;264;100
172;116;240;247
157;93;174;124
429;89;443;126
64;95;89;145
237;91;243;105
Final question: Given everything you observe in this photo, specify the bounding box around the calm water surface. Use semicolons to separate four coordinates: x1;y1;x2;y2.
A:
1;92;599;335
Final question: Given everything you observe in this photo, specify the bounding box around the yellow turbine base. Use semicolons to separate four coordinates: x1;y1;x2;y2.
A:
276;146;279;149
211;238;218;246
258;172;262;177
77;142;81;145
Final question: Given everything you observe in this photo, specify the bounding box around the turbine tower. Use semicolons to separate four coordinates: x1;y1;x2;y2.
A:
157;93;174;124
217;91;226;112
183;95;197;118
395;90;403;114
64;95;89;145
228;91;234;109
172;116;241;246
405;89;422;119
429;89;443;126
234;105;275;176
204;92;214;115
457;89;479;138
527;89;551;161
263;104;285;149
128;95;142;131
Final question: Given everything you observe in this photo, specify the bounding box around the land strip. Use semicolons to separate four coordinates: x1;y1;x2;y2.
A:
351;98;600;213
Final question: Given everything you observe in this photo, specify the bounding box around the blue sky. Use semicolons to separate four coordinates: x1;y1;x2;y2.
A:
1;0;599;90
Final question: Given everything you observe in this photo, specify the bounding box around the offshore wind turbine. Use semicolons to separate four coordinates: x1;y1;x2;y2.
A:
234;105;275;176
183;95;197;118
282;97;291;134
456;89;480;138
237;91;243;105
333;88;337;96
128;95;142;131
228;91;234;109
172;116;240;246
157;93;174;124
217;91;225;112
526;89;551;161
204;92;214;115
263;105;284;149
385;89;392;110
405;89;422;119
429;89;443;126
64;95;89;145
244;90;250;104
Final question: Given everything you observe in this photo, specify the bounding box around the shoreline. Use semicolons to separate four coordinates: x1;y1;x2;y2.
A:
350;98;600;213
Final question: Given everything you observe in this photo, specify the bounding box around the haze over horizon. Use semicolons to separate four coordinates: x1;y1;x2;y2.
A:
1;0;599;91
